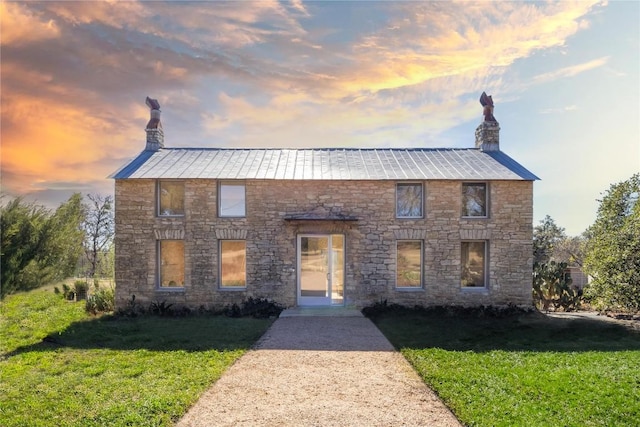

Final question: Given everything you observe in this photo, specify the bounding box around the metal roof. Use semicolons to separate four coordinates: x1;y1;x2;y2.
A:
110;148;539;181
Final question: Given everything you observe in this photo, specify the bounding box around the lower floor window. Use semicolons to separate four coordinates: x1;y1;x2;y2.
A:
461;241;487;288
158;240;184;287
220;240;246;288
396;240;422;288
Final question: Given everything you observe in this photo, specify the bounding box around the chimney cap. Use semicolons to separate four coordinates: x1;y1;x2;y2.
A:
479;92;497;123
146;96;161;110
145;96;162;130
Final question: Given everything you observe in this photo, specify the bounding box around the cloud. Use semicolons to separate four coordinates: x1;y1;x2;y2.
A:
533;57;610;84
0;2;60;46
539;105;579;114
198;89;478;150
1;0;609;208
193;1;605;148
0;89;141;193
329;1;604;96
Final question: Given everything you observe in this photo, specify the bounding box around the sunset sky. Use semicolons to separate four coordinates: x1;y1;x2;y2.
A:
1;0;638;235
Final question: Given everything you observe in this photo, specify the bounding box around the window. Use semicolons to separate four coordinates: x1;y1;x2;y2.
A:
219;182;246;217
396;240;422;288
396;183;423;218
158;240;184;288
220;240;246;288
462;183;487;217
158;181;185;216
461;241;487;288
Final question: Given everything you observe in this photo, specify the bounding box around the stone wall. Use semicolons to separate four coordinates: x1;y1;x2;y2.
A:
114;178;533;310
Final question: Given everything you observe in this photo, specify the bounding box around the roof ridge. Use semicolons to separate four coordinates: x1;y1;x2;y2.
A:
158;147;479;151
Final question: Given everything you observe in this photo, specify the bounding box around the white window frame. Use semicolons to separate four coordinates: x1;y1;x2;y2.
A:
461;240;488;289
396;182;424;219
157;180;185;217
218;182;246;218
219;240;247;289
396;240;423;289
462;182;488;218
157;240;185;289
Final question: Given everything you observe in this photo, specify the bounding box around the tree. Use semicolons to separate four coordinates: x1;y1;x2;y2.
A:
1;197;49;297
584;173;640;311
0;194;85;298
533;215;567;265
42;193;85;279
554;234;587;267
83;194;114;278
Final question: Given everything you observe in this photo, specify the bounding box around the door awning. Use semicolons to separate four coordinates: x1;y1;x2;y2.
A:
283;206;358;221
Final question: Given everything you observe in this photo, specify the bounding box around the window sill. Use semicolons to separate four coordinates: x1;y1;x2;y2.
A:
395;287;425;292
218;287;247;291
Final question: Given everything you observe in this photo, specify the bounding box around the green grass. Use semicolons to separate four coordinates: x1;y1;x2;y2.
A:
0;290;272;427
371;308;640;427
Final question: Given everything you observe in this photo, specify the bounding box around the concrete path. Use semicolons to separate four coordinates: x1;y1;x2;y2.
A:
177;311;461;427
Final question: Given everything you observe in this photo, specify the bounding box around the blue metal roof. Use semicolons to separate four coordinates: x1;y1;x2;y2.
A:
110;148;539;181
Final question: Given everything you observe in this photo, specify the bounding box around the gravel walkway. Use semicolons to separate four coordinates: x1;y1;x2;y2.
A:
177;313;461;427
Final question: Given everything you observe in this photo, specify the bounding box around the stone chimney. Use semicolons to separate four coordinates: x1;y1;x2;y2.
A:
145;96;164;151
475;92;500;152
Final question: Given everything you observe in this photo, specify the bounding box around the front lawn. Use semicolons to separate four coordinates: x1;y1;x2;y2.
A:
0;291;272;427
371;307;640;427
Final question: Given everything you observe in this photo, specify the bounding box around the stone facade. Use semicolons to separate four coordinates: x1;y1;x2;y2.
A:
114;178;533;310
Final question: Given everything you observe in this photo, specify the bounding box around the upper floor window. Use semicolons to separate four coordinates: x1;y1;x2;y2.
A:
396;183;423;218
158;181;185;216
461;241;487;288
219;182;246;217
462;182;487;217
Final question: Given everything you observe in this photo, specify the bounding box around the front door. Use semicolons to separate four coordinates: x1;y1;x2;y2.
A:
297;234;344;306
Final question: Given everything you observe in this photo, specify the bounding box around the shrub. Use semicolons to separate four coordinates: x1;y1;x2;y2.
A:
61;283;75;301
362;302;533;319
74;280;89;300
85;287;115;314
361;299;406;318
533;261;582;311
149;300;174;316
225;297;283;318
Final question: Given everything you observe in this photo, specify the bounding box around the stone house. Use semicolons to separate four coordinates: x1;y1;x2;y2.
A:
111;96;538;310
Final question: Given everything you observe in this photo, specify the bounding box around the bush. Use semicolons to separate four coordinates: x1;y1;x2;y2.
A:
85;287;115;314
225;297;284;318
149;300;174;316
74;280;89;300
361;299;406;318
533;261;582;311
60;283;75;301
362;301;533;319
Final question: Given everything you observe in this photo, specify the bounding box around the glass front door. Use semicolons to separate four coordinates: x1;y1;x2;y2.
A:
297;234;344;306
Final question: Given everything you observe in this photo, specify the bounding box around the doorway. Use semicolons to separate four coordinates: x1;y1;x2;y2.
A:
297;234;344;306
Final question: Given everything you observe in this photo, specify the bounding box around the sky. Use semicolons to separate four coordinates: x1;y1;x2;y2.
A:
1;0;638;236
